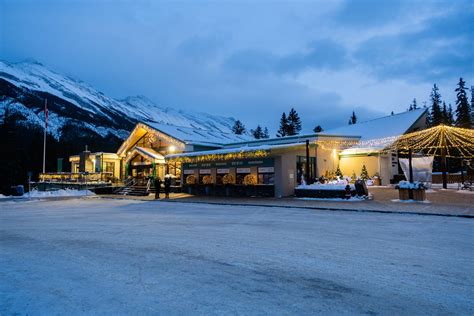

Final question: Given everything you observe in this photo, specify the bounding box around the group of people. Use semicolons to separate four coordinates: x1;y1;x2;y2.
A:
154;176;172;199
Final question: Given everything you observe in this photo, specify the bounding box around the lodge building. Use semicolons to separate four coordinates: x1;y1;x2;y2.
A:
63;109;427;197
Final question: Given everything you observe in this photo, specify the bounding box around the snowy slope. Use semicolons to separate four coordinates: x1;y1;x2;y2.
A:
0;60;241;140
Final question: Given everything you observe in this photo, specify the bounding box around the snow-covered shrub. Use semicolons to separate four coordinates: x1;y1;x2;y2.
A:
395;181;426;190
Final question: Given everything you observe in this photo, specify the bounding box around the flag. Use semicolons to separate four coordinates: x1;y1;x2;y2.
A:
44;99;48;129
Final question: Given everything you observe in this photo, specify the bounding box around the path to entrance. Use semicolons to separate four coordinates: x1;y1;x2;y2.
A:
102;187;474;217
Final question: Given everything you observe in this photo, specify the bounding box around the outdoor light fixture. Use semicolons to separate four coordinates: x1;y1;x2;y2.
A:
169;145;176;153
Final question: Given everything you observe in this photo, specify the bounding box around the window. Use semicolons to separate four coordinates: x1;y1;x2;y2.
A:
104;162;115;176
258;173;274;185
296;156;316;184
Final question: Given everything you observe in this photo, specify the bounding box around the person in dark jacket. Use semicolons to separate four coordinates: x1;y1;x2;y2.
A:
164;176;172;199
154;177;162;200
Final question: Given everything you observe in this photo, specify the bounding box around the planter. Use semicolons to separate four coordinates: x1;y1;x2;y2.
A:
398;188;426;201
412;189;426;201
295;188;356;199
398;188;410;200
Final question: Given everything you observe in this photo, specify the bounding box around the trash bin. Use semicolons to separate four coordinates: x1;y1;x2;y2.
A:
16;185;25;196
354;180;368;197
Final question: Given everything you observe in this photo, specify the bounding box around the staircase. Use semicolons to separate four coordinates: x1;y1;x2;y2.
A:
114;178;156;196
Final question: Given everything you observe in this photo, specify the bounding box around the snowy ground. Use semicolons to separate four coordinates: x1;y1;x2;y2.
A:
1;198;473;314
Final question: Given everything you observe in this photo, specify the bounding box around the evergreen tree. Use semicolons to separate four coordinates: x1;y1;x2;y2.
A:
351;171;357;182
262;127;270;139
348;111;357;125
276;112;289;137
335;164;342;178
250;125;264;139
313;125;323;133
429;84;443;127
408;98;418;111
287;108;302;136
447;104;454;125
454;78;472;128
360;164;369;180
232;120;246;135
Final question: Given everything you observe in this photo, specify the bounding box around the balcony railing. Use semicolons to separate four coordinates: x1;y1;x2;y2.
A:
39;172;117;184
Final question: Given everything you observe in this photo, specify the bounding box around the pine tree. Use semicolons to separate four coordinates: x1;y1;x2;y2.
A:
232;120;246;135
287;108;302;136
262;127;270;139
251;125;264;139
429;84;443;127
408;98;418;111
335;164;342;178
313;125;323;133
447;104;454;125
360;164;369;180
454;78;472;128
351;171;357;182
348;111;357;125
276;112;288;137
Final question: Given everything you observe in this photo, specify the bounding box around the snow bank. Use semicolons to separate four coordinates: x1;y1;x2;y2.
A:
396;181;426;190
297;182;355;191
28;189;95;198
0;189;96;199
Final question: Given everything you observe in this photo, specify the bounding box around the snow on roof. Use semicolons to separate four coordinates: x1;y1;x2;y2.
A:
135;147;165;162
145;122;253;146
323;109;426;141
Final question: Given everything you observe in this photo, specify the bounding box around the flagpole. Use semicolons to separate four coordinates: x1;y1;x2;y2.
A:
43;99;47;174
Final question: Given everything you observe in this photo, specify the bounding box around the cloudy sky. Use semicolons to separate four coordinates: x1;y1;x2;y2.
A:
1;0;473;133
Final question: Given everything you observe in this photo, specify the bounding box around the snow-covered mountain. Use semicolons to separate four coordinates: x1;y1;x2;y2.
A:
0;60;239;140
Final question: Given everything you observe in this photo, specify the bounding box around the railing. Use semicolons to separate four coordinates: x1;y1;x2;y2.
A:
39;172;116;184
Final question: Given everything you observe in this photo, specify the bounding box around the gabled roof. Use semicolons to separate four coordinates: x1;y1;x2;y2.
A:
144;122;253;146
323;109;427;141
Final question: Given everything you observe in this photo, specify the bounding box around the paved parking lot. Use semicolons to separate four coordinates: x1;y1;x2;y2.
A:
1;198;473;314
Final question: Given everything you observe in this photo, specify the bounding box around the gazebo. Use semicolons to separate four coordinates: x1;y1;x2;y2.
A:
386;125;474;188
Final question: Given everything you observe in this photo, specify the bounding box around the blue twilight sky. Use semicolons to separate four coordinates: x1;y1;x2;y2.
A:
1;0;473;133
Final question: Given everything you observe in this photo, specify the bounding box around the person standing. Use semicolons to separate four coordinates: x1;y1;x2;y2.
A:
154;177;162;200
164;175;172;199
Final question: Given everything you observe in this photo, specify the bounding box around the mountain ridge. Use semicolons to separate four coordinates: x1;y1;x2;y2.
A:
0;60;240;141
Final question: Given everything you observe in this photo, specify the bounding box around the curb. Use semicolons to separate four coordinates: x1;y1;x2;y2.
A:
99;196;474;219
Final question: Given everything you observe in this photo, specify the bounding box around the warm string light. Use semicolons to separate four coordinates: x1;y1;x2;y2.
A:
386;125;474;158
117;123;185;156
168;149;268;163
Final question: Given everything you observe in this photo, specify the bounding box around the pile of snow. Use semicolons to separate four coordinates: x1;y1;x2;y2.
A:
28;189;95;198
396;181;426;190
297;182;355;191
0;189;94;199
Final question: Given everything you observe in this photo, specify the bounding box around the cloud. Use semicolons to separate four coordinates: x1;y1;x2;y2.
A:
352;2;474;82
224;39;349;75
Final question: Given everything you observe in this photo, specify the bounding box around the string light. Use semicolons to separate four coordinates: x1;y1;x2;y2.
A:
386;125;474;158
117;123;185;156
168;149;268;163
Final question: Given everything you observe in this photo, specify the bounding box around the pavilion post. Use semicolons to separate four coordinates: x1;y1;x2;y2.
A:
305;140;310;184
441;147;447;189
408;148;413;183
408;148;414;200
440;126;448;189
